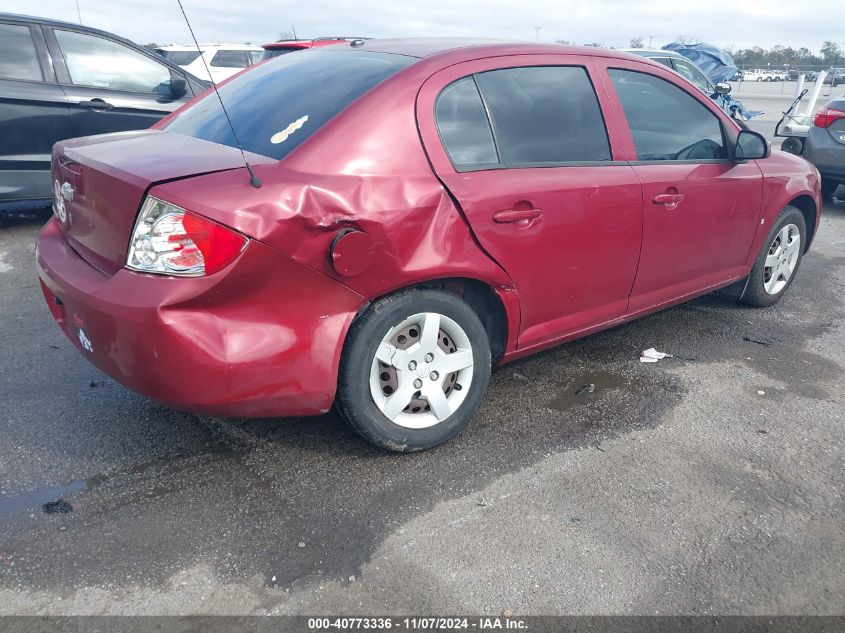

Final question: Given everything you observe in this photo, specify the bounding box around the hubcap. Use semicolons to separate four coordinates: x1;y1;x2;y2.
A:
369;312;474;429
763;223;800;295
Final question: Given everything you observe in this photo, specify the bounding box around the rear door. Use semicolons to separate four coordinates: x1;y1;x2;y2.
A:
208;49;250;82
417;55;644;350
596;59;763;312
0;20;72;203
45;27;192;138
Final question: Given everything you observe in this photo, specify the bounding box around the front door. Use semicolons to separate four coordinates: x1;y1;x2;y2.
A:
599;62;763;312
47;27;189;138
417;57;644;350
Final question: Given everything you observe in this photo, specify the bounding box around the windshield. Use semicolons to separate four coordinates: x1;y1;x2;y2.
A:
159;50;202;65
166;50;414;160
261;47;302;60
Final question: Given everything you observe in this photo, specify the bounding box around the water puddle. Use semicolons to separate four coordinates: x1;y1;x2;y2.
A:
0;479;89;519
548;370;631;411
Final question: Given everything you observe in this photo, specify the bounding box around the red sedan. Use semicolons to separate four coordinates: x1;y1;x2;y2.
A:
260;36;369;59
37;40;821;451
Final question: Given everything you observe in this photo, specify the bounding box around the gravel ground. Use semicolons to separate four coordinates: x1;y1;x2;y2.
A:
0;183;843;614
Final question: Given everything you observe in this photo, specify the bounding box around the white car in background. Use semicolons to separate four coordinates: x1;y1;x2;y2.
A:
741;69;767;81
742;69;785;82
156;44;263;83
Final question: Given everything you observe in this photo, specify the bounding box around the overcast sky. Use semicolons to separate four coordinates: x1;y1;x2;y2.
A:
4;0;841;53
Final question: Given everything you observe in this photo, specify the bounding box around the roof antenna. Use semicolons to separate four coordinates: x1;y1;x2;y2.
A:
176;0;261;188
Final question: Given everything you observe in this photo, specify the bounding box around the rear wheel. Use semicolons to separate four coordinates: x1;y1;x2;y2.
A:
742;206;806;307
337;288;491;452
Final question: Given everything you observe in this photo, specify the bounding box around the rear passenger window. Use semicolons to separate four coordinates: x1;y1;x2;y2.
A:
0;24;43;82
211;50;248;68
435;77;498;168
609;69;727;161
475;66;612;165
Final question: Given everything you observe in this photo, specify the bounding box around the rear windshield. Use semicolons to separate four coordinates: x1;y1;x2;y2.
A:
158;50;202;65
262;47;302;59
165;50;415;160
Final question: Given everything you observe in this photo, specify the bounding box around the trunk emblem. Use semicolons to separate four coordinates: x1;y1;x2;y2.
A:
53;180;74;223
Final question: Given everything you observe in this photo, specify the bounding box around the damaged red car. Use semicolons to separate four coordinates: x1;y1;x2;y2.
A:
37;39;821;451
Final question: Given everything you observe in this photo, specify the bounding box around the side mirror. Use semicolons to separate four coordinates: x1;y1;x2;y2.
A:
170;75;187;98
715;82;731;95
735;130;770;161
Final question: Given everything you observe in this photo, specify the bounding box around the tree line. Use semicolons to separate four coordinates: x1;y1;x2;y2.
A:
727;42;844;70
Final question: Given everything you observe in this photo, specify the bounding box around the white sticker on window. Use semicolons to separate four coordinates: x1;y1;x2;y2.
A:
271;115;309;144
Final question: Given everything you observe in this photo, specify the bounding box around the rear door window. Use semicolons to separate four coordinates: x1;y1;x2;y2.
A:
609;69;727;161
165;50;414;160
210;50;249;68
0;23;43;81
159;50;202;66
474;66;612;166
262;47;301;60
435;77;498;168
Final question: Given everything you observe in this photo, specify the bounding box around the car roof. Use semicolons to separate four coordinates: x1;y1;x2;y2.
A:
263;38;369;50
159;44;262;51
330;38;645;63
619;48;685;59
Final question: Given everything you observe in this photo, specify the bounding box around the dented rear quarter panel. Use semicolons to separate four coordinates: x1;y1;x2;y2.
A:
153;63;521;355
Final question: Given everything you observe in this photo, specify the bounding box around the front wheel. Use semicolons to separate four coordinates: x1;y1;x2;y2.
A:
337;288;491;452
742;206;806;307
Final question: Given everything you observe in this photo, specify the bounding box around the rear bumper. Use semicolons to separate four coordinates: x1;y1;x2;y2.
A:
803;128;845;182
814;164;845;182
36;218;366;417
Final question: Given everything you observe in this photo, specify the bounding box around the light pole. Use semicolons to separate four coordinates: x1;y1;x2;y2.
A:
648;35;653;48
534;26;541;41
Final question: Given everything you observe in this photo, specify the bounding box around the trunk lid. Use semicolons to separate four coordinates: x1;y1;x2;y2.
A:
53;130;274;275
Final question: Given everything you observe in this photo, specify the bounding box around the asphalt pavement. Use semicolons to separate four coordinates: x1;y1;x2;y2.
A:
0;120;843;613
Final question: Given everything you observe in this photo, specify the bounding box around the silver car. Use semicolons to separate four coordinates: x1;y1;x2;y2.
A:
803;96;845;200
620;48;720;94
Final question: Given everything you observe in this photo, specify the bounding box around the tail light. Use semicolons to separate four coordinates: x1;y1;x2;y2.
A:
126;196;247;276
814;107;845;128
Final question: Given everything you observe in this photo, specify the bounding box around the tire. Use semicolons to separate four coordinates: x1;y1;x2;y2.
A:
742;206;806;307
821;178;840;202
756;77;763;82
337;288;491;452
780;136;804;155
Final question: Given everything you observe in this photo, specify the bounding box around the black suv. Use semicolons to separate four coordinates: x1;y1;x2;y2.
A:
0;13;209;211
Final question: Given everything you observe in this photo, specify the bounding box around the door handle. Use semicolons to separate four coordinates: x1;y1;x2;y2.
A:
78;99;114;110
652;192;684;210
493;208;543;225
